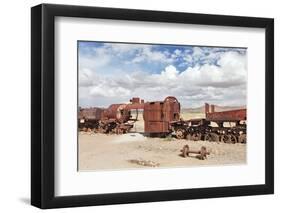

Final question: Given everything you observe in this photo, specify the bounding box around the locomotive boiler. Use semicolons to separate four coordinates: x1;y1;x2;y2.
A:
79;97;144;134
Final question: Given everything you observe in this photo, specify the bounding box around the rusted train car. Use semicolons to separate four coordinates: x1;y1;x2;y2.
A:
79;96;246;143
78;107;103;131
204;103;247;143
171;103;247;143
143;96;180;136
78;98;144;134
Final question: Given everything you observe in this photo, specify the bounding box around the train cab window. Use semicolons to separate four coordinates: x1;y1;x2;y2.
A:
222;122;236;127
174;113;179;120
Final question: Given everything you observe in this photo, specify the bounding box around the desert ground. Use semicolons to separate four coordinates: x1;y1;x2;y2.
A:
78;112;246;171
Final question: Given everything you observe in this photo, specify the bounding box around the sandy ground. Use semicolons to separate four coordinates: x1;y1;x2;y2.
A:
78;133;246;171
79;133;246;171
78;113;246;171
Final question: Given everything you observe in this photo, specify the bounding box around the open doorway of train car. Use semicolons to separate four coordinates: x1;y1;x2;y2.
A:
129;109;145;133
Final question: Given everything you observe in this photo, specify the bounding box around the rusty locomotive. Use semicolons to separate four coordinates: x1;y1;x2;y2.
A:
79;98;144;134
79;96;246;143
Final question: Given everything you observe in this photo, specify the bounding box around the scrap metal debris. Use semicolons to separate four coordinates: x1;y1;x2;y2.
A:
181;145;210;160
128;159;160;167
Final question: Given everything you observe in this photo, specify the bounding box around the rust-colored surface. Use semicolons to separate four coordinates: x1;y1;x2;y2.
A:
101;97;145;122
79;98;247;142
143;96;180;133
211;105;215;113
126;97;144;110
205;103;209;114
79;107;103;120
205;103;246;122
125;103;144;110
101;104;131;123
130;97;140;104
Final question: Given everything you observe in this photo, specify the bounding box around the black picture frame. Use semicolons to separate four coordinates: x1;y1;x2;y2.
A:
31;3;274;209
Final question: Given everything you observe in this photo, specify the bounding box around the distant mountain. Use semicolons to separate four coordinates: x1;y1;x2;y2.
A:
182;105;246;113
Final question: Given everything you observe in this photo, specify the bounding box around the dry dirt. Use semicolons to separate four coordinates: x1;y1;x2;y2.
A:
79;133;246;171
79;112;246;171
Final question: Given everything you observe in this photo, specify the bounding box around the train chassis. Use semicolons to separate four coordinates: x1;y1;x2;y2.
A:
79;119;134;134
79;97;247;144
172;119;247;144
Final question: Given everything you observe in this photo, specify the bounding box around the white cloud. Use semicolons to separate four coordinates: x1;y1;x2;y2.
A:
192;46;203;57
159;65;179;80
79;49;247;108
104;43;145;54
90;85;131;98
79;45;111;78
79;68;93;87
180;51;247;87
131;46;173;64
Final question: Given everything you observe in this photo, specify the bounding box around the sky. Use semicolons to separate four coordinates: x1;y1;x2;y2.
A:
78;41;247;108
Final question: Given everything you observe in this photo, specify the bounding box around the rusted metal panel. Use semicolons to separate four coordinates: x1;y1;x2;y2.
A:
79;107;103;120
143;102;165;133
125;103;144;110
205;103;246;122
78;107;103;131
163;97;180;122
101;104;131;123
143;102;164;121
206;109;247;121
143;96;180;133
205;103;209;114
144;121;169;133
101;104;122;120
99;99;144;124
211;105;215;113
130;97;140;104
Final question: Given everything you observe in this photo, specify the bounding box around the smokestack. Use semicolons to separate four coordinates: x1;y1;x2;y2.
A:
205;103;209;114
131;97;140;104
211;105;215;113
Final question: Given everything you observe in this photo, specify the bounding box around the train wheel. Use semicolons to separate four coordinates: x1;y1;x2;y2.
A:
205;133;219;142
238;134;247;143
192;133;201;141
204;134;211;141
229;134;238;144
210;133;220;142
230;135;235;143
98;126;107;134
221;134;237;143
175;129;186;139
220;134;229;143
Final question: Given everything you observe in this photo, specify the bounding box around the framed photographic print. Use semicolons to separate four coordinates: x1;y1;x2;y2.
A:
31;3;274;209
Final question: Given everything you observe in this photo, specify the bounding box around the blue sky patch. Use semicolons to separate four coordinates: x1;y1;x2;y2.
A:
78;41;247;108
